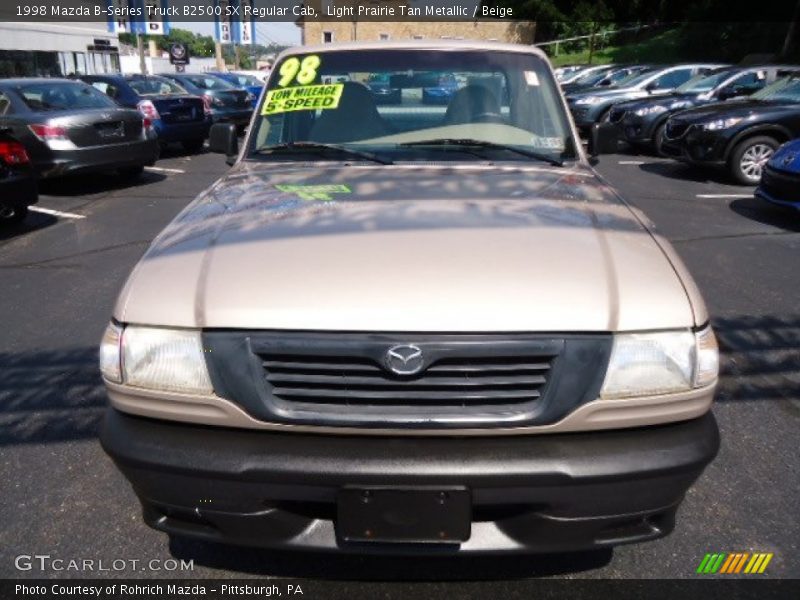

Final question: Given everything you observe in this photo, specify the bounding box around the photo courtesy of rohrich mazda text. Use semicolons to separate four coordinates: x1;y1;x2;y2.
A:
1;0;798;598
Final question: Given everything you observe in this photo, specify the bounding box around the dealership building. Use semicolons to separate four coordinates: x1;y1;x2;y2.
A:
0;21;121;77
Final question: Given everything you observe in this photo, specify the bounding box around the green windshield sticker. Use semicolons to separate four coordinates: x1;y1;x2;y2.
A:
262;83;344;116
275;184;352;201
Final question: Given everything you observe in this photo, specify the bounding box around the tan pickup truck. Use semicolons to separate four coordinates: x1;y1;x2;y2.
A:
99;40;719;555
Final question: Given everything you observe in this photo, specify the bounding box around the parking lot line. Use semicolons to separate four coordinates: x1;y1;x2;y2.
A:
618;160;647;165
696;193;754;199
28;206;86;220
145;166;186;174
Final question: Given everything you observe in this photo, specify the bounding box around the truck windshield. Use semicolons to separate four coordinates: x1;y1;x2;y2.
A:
249;49;576;163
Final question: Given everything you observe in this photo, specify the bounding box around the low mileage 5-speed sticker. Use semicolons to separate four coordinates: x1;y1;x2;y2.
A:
262;83;344;115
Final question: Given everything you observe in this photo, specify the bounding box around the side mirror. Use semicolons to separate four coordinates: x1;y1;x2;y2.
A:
588;122;620;159
208;123;239;166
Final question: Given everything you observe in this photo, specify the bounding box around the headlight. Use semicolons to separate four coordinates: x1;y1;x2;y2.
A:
99;322;123;383
574;96;604;106
98;323;213;394
600;326;718;399
701;117;743;131
634;104;668;116
247;92;256;103
210;96;226;107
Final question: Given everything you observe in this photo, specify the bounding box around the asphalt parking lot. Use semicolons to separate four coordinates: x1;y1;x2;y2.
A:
1;146;798;586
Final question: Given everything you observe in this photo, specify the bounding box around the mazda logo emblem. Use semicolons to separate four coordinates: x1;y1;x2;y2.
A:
384;344;424;376
783;153;796;167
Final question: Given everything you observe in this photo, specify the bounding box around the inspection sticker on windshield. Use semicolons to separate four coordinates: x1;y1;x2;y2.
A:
262;83;344;116
524;71;540;86
535;136;565;150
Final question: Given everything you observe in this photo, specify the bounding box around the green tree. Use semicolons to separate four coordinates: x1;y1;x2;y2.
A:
119;28;216;59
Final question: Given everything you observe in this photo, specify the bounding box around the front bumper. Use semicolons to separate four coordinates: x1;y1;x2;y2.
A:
34;138;158;178
755;166;800;210
569;103;608;130
621;113;658;144
661;128;728;166
101;409;719;554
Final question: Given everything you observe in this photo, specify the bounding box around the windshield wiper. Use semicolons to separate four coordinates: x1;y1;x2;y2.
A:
255;142;393;165
399;138;564;167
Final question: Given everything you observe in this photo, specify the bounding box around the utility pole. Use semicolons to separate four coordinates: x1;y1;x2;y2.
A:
588;22;598;65
215;40;224;70
137;33;146;74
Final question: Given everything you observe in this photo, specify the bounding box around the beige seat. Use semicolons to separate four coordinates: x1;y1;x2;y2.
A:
444;86;501;125
309;82;388;143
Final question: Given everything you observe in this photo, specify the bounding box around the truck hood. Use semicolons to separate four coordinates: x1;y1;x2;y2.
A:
115;163;699;332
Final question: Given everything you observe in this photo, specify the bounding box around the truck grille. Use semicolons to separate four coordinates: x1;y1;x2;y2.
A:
202;332;612;430
259;353;554;406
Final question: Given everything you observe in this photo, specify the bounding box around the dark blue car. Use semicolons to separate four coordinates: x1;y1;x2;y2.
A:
422;73;460;105
159;73;254;129
207;72;263;108
756;138;800;210
81;74;210;153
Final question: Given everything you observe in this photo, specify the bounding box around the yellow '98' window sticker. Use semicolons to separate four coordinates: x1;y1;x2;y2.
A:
262;54;343;116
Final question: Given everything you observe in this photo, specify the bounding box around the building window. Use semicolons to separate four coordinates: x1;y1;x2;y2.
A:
323;31;334;43
379;33;390;40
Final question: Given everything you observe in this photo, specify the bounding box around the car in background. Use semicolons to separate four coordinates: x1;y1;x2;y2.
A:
422;73;460;104
557;64;611;85
567;64;726;133
80;74;211;154
207;72;263;108
233;69;270;84
661;75;800;184
0;127;37;225
159;73;254;129
613;66;800;154
554;65;584;82
0;79;158;179
366;73;401;104
560;64;643;94
755;138;800;209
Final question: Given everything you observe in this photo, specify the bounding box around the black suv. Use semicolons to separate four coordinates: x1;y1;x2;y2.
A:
566;64;725;132
661;75;800;184
611;66;800;154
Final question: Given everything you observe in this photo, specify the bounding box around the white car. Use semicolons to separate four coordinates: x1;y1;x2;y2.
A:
231;69;270;83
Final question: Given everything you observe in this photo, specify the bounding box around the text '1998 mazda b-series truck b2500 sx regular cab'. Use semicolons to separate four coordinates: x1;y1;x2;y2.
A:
99;41;720;555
